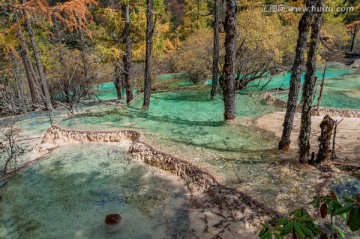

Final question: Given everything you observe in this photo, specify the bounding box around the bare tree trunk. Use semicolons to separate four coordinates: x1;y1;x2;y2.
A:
316;63;327;111
350;25;358;52
122;4;134;104
222;0;237;120
278;0;315;151
11;51;25;106
17;30;40;106
298;0;324;163
77;18;91;98
143;0;155;108
24;11;52;111
331;119;343;160
316;115;335;163
114;62;122;100
211;0;220;98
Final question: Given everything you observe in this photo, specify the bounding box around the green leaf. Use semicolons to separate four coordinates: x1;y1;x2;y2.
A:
297;216;313;223
261;224;270;229
307;223;319;234
259;228;265;237
290;209;301;217
328;201;342;215
277;218;289;226
280;221;294;236
333;203;354;215
343;195;356;203
300;223;314;238
335;226;345;238
348;207;360;231
294;221;305;239
261;230;271;239
274;232;283;239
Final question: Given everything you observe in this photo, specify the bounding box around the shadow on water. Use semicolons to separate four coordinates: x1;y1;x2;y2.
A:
170;137;279;155
64;109;225;128
0;145;193;239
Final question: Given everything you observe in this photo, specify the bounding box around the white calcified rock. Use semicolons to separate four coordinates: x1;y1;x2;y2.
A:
41;125;140;145
350;59;360;68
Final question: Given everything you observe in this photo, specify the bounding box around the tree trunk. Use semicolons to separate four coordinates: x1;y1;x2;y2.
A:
298;0;324;163
222;0;237;120
122;4;134;104
316;115;335;163
331;119;343;160
24;11;52;111
211;0;220;98
114;62;122;100
77;17;91;98
316;63;327;111
143;0;154;108
278;0;315;151
11;51;25;106
17;30;40;106
350;25;357;52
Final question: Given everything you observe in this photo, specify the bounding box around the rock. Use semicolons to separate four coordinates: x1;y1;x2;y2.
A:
105;214;121;225
350;59;360;68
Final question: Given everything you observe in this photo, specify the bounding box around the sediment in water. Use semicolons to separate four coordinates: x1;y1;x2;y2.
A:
39;125;282;225
262;93;360;118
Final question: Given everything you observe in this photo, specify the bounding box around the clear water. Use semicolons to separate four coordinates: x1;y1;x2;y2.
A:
204;63;359;109
1;62;359;234
58;88;360;212
94;64;359;109
95;73;194;101
239;63;360;109
94;82;130;101
275;74;360;109
246;63;354;91
0;144;191;239
59;90;326;210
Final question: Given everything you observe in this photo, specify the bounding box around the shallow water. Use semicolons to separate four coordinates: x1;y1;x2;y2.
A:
0;144;191;239
57;88;360;212
246;63;354;91
1;64;359;233
95;73;193;101
275;74;360;109
58;90;326;210
94;64;359;109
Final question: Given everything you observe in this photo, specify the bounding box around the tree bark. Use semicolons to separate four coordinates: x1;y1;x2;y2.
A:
17;30;40;106
298;0;324;163
316;63;327;111
316;115;335;163
77;17;91;98
143;0;154;108
11;51;25;106
278;0;315;151
114;62;122;100
211;0;220;98
222;0;237;120
122;4;134;104
350;25;358;52
24;11;52;111
330;119;343;160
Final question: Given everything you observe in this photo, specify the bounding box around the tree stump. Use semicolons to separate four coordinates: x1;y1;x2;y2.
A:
316;115;335;163
105;214;121;225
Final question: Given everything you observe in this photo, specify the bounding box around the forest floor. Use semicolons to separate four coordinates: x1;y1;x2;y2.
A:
254;112;360;164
